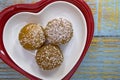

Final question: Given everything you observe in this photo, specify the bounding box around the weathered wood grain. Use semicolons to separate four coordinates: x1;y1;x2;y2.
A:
71;37;120;80
85;0;120;36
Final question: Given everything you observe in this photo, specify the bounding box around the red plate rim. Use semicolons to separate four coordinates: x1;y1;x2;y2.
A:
0;0;94;80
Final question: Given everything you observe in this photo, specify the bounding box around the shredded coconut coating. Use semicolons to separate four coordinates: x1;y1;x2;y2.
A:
19;23;45;50
44;18;73;45
35;44;64;70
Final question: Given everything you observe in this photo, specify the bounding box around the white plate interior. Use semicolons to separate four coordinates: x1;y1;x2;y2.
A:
3;1;87;80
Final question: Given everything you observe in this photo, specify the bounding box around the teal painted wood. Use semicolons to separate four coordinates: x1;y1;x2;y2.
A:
86;0;120;36
71;37;120;80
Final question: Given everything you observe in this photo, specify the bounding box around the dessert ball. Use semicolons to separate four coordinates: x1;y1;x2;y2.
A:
44;18;73;45
35;44;64;70
19;23;45;50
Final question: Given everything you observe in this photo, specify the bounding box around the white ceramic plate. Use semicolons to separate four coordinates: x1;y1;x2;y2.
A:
3;1;87;80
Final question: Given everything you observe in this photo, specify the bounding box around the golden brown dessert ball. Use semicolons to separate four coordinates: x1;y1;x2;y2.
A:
19;23;45;50
44;18;73;45
35;44;64;70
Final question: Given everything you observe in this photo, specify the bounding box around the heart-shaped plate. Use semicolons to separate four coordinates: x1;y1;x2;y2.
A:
0;0;94;80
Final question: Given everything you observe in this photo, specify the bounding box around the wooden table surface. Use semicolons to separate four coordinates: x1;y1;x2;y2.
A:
0;0;120;80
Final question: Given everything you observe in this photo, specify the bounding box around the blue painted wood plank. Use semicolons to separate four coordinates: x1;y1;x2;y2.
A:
85;0;120;36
